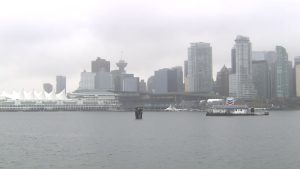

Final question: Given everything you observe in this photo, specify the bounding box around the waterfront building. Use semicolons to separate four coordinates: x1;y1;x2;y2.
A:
78;70;96;90
229;36;256;99
94;72;114;91
56;75;66;94
43;83;53;93
153;67;184;94
215;66;229;97
275;46;290;98
252;60;269;99
0;89;67;100
187;42;213;93
91;57;110;73
295;56;300;97
69;90;120;111
0;89;120;111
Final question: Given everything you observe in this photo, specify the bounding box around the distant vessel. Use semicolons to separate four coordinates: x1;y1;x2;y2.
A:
164;105;187;112
206;97;269;116
206;105;269;116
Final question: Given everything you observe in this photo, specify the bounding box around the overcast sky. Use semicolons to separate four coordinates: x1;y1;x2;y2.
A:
0;0;300;92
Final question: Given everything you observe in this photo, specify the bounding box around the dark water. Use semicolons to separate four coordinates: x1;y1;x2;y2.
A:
0;111;300;169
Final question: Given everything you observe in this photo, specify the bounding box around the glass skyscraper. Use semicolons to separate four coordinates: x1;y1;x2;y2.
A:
230;36;256;99
187;42;213;93
275;46;290;98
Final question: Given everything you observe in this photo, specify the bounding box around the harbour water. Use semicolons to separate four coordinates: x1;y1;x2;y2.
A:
0;111;300;169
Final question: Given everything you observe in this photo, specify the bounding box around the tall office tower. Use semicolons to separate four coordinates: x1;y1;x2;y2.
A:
231;48;236;73
230;35;256;99
215;66;229;97
187;42;213;93
56;75;66;94
275;46;290;98
295;56;300;97
252;60;269;99
252;51;277;98
153;67;184;94
78;70;96;90
43;83;53;93
91;57;110;73
153;69;170;94
184;60;189;92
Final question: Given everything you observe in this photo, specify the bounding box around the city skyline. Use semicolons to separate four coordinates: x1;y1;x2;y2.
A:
0;0;300;91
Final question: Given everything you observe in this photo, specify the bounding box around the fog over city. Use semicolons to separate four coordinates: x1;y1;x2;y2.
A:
0;0;300;91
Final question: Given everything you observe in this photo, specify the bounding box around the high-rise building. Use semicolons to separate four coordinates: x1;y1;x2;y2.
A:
252;51;277;98
122;74;139;92
153;67;184;94
94;72;114;91
173;66;184;93
252;51;266;61
229;36;256;99
265;51;277;98
147;76;154;93
215;66;229;96
187;42;213;93
184;60;188;92
91;57;110;73
78;70;96;90
231;48;236;73
43;83;53;93
295;56;300;97
275;46;290;98
252;60;269;99
288;61;295;97
229;74;237;97
56;76;66;94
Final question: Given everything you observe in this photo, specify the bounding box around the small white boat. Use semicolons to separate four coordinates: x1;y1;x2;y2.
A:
164;105;187;112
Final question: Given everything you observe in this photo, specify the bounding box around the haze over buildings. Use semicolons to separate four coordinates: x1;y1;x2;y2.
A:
0;0;300;91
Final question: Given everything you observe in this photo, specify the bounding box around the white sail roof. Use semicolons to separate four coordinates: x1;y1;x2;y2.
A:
0;89;68;100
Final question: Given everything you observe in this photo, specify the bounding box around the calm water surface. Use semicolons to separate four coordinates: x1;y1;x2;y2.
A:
0;111;300;169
